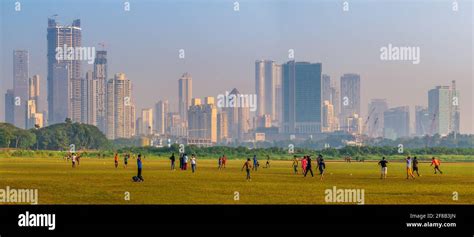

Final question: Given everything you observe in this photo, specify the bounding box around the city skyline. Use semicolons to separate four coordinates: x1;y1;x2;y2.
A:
0;0;472;135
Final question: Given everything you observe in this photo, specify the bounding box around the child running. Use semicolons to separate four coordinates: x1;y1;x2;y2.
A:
71;153;77;168
222;155;227;168
412;156;420;176
430;157;443;174
301;156;307;174
304;155;314;177
124;153;129;168
406;156;415;179
241;158;252;181
292;156;299;174
317;154;326;180
114;153;119;168
378;157;388;179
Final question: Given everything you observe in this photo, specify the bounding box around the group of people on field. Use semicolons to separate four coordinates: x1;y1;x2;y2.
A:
378;156;443;179
218;155;227;169
112;152;144;181
67;150;446;182
169;153;197;173
64;152;82;168
291;154;326;180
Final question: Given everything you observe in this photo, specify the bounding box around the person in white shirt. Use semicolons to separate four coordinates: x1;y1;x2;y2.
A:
190;154;197;173
406;156;415;179
183;154;189;170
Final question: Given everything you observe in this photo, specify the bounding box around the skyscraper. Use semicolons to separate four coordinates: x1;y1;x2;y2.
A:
282;61;322;134
13;50;29;128
47;18;82;124
322;74;331;104
217;111;228;143
154;100;169;135
92;50;108;132
81;71;94;124
141;108;153;136
330;85;340;127
106;73;135;139
415;105;430;136
428;86;452;136
29;75;40;111
50;63;69;124
322;100;336;132
340;73;361;130
225;88;250;141
450;80;460;135
4;89;15;124
26;99;43;128
383;106;410;139
178;73;192;123
255;60;281;121
367;99;388;137
188;97;217;143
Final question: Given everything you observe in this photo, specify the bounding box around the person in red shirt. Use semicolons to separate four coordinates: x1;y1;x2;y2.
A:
430;157;443;174
114;153;119;168
222;155;227;168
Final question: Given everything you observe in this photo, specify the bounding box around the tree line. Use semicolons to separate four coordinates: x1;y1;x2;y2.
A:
0;119;110;150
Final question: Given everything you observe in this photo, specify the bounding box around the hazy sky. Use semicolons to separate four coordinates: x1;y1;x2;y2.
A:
1;0;472;134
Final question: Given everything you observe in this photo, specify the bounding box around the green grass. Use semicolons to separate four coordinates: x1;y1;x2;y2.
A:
0;157;472;204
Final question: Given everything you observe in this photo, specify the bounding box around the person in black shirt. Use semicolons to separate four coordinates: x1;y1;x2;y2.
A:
317;154;326;180
304;155;314;177
170;153;176;170
412;156;420;176
179;153;184;170
378;157;388;179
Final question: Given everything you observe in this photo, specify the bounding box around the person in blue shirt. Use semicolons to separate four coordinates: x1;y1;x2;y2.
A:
252;155;258;171
137;154;144;181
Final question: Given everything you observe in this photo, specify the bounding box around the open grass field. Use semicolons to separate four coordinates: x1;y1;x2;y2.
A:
1;157;473;204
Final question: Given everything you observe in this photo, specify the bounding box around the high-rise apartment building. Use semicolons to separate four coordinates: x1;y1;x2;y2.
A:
255;60;281;121
383;106;410;139
367;99;388;137
281;61;322;134
106;73;135;139
47;18;82;124
13;50;29;128
340;73;361;131
178;73;192;123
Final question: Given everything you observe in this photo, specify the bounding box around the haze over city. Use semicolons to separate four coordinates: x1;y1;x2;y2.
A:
1;0;472;135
